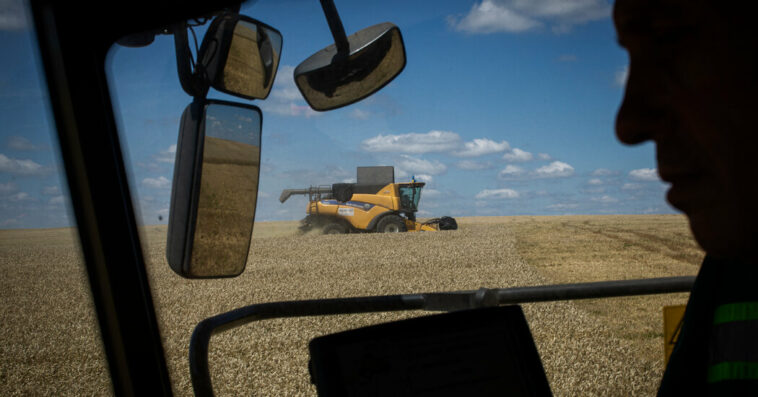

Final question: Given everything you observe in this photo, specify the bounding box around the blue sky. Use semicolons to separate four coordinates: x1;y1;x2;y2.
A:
0;0;675;229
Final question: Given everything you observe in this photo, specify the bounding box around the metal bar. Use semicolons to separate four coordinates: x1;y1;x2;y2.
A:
496;276;696;304
319;0;349;54
190;294;425;397
189;276;695;396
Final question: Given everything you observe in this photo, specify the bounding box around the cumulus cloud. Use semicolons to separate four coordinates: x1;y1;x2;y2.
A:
260;65;321;118
8;192;32;202
142;176;170;189
592;168;618;176
629;168;659;181
448;0;610;35
454;138;510;157
456;160;492;170
535;161;574;178
587;178;603;185
414;174;434;183
7;136;42;151
397;155;447;176
0;153;48;176
48;195;64;205
498;164;526;178
537;153;552;161
155;144;176;164
475;188;520;199
503;147;533;162
548;203;579;210
591;195;619;204
362;130;461;154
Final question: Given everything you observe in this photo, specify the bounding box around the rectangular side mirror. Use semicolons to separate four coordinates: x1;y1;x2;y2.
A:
198;13;283;100
167;99;262;278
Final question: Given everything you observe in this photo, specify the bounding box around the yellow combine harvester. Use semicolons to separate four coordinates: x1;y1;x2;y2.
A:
280;166;457;234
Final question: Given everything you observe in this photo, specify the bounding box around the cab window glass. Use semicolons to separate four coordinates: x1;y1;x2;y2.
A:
0;1;110;394
107;1;702;395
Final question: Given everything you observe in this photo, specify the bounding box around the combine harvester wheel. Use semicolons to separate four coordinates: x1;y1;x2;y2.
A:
377;215;407;233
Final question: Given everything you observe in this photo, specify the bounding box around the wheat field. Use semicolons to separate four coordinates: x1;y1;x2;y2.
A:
0;215;703;396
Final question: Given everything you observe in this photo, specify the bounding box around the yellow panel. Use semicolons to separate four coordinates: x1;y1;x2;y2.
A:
663;305;687;365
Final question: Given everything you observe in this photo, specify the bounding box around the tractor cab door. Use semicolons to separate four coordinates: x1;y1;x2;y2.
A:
398;183;424;212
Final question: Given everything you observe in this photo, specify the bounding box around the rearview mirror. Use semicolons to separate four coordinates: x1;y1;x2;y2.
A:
167;99;262;278
198;13;282;100
295;22;406;111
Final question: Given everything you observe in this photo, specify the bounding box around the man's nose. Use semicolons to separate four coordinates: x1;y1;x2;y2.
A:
615;62;669;146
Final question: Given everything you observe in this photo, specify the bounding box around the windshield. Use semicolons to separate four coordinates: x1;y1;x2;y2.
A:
398;184;422;211
100;1;702;395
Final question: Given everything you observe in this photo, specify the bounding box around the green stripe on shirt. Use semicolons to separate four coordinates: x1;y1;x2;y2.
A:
713;302;758;325
708;362;758;383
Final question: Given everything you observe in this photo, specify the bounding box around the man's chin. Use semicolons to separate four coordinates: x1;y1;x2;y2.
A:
687;209;755;263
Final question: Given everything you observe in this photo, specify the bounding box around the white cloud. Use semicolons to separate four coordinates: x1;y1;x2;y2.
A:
260;65;321;118
0;153;48;175
8;192;32;202
350;109;371;120
456;160;492;170
475;188;520;199
454;138;510;157
0;0;26;31
591;195;619;204
503;147;533;162
615;65;629;87
414;174;434;183
362;130;461;154
7;136;41;151
48;195;64;205
548;203;579;210
587;178;603;185
537;153;552;161
448;0;610;35
629;168;659;181
592;168;617;176
260;102;320;118
498;164;526;178
622;183;643;191
397;156;447;176
155;144;176;164
535;161;574;178
269;66;302;101
0;181;17;195
449;0;541;33
142;176;170;189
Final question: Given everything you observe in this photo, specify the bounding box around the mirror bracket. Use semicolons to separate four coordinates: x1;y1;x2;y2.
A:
319;0;349;55
173;23;211;98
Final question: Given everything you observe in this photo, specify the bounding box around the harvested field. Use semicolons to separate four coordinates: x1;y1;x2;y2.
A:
0;215;703;396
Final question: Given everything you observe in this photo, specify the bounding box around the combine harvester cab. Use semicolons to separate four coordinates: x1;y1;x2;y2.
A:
279;166;458;234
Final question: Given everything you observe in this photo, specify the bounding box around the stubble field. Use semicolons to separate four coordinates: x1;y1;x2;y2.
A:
0;215;703;396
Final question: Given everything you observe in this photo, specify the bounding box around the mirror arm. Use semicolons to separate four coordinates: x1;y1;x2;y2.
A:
319;0;349;55
173;23;210;98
